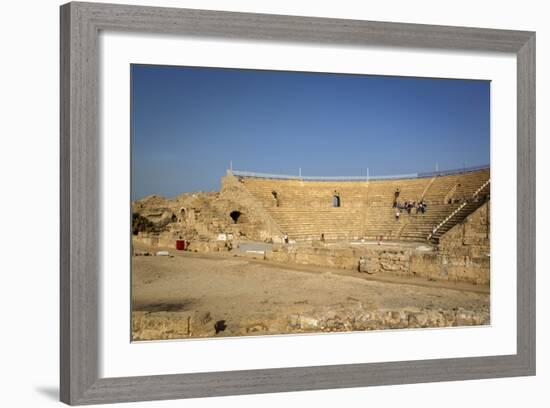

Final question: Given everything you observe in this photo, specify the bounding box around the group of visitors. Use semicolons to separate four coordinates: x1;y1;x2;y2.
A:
394;200;428;220
394;199;428;214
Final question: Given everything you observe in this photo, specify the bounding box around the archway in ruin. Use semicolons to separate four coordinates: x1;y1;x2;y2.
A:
230;210;243;224
332;195;341;208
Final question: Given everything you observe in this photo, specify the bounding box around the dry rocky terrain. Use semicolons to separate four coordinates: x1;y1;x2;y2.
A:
132;245;489;341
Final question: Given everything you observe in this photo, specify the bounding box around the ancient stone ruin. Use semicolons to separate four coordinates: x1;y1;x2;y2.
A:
131;167;490;340
133;167;490;285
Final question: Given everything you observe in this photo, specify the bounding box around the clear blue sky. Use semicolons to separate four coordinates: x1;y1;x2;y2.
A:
131;64;490;199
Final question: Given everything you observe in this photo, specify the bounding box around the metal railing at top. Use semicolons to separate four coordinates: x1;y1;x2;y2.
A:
416;164;490;179
231;164;489;182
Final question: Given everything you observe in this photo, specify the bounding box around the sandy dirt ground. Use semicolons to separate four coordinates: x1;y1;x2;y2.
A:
131;246;490;341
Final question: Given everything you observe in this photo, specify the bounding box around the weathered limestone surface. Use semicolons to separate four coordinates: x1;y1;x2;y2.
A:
266;203;489;285
133;304;490;340
285;305;489;333
437;202;490;285
131;172;284;249
219;173;283;241
266;244;417;276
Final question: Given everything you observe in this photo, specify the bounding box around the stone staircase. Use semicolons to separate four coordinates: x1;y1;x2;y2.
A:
427;179;491;244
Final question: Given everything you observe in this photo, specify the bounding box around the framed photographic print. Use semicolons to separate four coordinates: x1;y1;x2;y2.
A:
60;1;535;405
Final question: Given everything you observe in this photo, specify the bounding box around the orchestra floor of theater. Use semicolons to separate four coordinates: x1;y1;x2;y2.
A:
131;243;490;341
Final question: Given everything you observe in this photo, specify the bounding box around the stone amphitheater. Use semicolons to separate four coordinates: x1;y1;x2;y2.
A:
132;166;490;340
234;166;489;243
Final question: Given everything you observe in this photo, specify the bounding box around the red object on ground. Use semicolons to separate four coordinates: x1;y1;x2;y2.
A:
176;239;186;250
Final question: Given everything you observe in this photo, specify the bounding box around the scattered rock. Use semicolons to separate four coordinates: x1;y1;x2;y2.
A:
299;316;319;330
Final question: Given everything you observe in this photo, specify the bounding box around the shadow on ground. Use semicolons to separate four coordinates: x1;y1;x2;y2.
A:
35;386;58;401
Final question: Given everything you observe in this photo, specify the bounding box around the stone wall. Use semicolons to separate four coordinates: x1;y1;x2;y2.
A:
131;174;285;249
266;243;420;276
266;244;422;278
133;304;489;340
265;202;490;286
219;172;283;241
437;202;490;285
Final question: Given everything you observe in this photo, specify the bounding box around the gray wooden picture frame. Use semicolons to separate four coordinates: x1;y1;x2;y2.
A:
60;1;536;405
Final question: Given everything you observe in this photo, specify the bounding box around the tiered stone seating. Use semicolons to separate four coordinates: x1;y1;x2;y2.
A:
399;168;490;241
423;168;490;204
237;168;490;242
398;203;461;241
270;208;364;241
